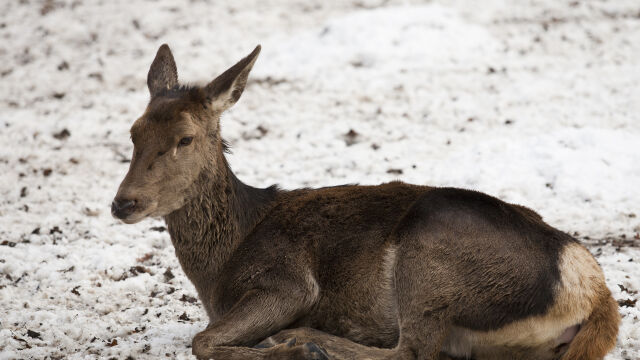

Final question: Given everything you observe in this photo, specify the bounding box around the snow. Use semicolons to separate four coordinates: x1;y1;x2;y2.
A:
0;0;639;359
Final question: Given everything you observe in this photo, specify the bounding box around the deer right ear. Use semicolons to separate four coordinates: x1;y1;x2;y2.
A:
204;45;261;112
147;44;178;98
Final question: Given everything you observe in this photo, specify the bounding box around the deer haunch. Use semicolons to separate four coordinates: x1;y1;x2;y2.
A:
112;44;620;360
440;242;616;360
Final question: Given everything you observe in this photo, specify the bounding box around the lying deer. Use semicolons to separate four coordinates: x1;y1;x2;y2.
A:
112;44;620;360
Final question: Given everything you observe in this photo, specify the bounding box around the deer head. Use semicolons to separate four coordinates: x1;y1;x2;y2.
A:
112;44;261;223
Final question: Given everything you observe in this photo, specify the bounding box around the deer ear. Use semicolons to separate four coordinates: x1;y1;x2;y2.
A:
205;45;261;111
147;44;178;98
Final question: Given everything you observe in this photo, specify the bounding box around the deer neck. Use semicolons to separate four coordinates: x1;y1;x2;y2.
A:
164;151;279;282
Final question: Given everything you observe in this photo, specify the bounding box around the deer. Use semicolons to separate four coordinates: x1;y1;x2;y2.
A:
112;44;620;360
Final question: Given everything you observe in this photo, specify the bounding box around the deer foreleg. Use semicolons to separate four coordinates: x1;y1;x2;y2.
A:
192;285;319;359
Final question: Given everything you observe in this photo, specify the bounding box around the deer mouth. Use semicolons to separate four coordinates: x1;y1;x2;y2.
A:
118;213;148;224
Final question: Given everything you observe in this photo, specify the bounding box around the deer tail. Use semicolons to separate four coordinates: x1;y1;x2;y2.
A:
561;287;620;360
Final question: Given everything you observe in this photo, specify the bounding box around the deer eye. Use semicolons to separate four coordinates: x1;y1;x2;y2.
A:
178;137;193;147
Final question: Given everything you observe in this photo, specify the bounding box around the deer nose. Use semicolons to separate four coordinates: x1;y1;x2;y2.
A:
111;198;137;218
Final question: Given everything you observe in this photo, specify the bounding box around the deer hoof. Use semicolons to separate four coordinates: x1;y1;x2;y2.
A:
302;342;329;360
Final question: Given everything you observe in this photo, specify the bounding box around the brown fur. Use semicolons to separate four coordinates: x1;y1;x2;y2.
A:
112;45;620;360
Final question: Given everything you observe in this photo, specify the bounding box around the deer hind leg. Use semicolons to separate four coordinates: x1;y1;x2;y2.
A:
257;327;393;359
194;341;329;360
257;327;459;360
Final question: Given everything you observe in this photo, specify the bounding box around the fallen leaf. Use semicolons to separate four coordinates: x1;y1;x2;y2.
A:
27;330;41;339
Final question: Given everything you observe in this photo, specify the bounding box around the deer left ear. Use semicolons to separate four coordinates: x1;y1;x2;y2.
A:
147;44;178;98
205;45;261;111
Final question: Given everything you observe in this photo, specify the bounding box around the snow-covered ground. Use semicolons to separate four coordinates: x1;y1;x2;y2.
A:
1;0;639;358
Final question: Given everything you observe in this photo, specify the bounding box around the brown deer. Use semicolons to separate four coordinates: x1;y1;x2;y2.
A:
112;44;620;360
